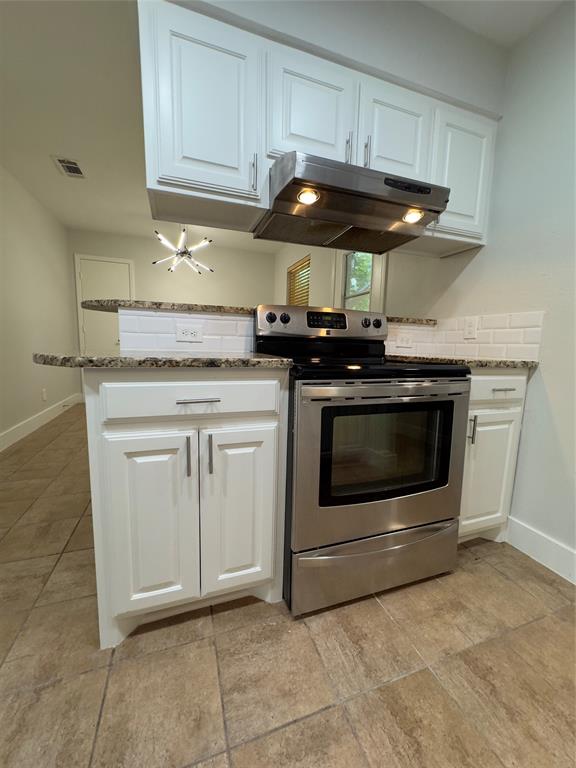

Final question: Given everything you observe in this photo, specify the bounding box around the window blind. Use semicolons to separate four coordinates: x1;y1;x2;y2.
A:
287;255;311;306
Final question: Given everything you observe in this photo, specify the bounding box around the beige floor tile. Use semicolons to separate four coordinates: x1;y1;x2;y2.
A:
376;578;473;664
346;668;506;768
305;597;423;698
114;606;213;661
217;615;334;746
212;595;289;634
0;519;77;562
40;472;91;497
0;527;7;540
231;706;367;768
0;668;107;768
16;492;89;526
92;640;225;768
36;549;96;605
461;538;505;558
0;478;52;503
433;635;576;768
1;596;111;692
65;516;94;551
0;554;58;610
84;501;92;516
0;469;15;481
0;499;33;528
10;464;66;481
196;754;229;768
0;610;28;664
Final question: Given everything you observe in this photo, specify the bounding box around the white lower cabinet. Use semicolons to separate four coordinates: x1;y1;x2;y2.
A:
460;407;522;536
106;422;278;616
200;425;277;595
106;432;201;615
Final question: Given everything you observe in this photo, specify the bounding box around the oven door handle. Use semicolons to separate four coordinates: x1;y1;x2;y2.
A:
300;382;469;401
297;522;455;568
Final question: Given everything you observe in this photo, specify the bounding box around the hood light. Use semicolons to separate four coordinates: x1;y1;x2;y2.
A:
347;364;362;370
297;188;320;205
402;209;425;224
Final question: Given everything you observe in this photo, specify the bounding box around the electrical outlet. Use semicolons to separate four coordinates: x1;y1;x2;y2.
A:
464;316;478;340
175;322;203;343
397;333;413;348
41;388;47;402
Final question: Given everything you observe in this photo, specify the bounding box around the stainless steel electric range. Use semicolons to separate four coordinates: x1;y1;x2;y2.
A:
256;304;471;616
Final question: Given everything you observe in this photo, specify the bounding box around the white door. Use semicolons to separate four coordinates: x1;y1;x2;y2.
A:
200;424;277;595
267;45;358;161
460;408;522;536
152;2;261;197
357;76;433;179
105;432;200;615
75;255;133;355
431;106;497;239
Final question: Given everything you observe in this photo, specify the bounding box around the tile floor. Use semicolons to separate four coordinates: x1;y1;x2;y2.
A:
0;404;574;768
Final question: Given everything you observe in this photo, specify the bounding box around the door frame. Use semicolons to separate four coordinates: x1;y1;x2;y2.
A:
74;253;135;354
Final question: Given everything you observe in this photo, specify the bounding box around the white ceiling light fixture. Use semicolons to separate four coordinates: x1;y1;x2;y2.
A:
152;227;214;275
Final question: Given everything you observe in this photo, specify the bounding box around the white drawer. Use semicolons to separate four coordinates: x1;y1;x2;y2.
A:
101;380;279;419
470;375;526;404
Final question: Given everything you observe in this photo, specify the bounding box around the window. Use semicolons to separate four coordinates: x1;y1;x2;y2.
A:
343;252;373;311
287;255;311;306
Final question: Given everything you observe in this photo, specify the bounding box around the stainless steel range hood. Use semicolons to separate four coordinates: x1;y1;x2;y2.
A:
252;152;450;254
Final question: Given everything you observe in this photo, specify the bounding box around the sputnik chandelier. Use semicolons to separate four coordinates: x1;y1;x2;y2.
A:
152;227;214;275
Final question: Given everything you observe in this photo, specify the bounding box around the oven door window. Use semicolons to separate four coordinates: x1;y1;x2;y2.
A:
319;401;453;506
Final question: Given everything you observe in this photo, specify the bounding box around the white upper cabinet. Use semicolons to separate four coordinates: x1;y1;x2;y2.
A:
357;77;433;180
431;106;497;239
266;46;358;162
140;1;262;198
200;424;277;595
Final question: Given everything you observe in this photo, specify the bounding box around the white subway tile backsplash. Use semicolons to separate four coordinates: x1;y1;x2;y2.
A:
475;330;493;344
523;328;542;344
477;344;507;359
506;344;540;361
203;319;237;335
138;316;175;333
455;344;478;357
509;311;544;328
480;314;509;330
121;333;159;350
492;329;524;344
435;344;455;356
445;330;464;343
437;318;458;331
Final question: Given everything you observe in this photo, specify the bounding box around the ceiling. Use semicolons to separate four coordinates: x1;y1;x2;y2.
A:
0;0;562;253
421;0;562;47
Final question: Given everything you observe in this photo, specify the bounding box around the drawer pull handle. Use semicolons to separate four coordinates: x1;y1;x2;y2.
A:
468;415;478;444
185;436;192;478
208;434;214;475
176;398;221;405
491;387;516;393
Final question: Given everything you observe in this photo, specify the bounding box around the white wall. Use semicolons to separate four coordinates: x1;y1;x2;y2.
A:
191;0;507;115
273;244;336;306
413;3;575;575
0;165;81;443
68;227;276;308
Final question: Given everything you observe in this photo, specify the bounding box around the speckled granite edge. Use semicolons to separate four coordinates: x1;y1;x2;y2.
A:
387;354;538;369
81;300;256;315
386;316;437;326
33;353;292;369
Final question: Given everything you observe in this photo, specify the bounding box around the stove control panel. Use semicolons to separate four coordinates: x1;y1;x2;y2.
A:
256;305;388;339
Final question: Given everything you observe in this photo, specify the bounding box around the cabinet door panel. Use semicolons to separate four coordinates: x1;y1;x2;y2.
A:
460;409;521;535
154;3;260;195
358;78;433;179
105;432;200;615
200;425;277;595
431;106;496;238
268;47;357;161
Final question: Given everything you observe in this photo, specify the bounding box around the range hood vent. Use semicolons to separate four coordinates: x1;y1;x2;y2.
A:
252;152;449;254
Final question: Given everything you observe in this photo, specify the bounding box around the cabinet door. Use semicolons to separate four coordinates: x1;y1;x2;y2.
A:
105;432;200;615
200;425;277;595
431;106;496;239
358;77;433;179
267;46;358;161
150;3;261;197
460;409;521;535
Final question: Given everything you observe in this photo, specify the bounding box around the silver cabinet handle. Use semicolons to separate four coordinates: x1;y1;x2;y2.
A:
492;387;516;393
363;135;372;168
468;415;478;444
176;398;221;405
208;434;214;475
345;131;353;163
185;435;192;478
250;152;258;191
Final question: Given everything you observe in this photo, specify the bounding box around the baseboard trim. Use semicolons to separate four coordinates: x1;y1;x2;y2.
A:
508;516;575;584
0;393;84;452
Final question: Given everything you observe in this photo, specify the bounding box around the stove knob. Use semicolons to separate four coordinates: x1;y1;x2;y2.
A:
372;318;382;329
279;312;291;324
265;311;277;324
361;317;371;328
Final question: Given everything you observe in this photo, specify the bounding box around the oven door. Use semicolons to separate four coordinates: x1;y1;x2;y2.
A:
292;378;470;551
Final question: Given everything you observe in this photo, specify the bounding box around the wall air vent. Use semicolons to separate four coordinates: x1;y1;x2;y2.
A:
52;156;85;178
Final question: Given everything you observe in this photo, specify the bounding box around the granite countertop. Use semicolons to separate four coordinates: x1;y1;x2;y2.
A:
387;354;538;369
32;353;292;369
